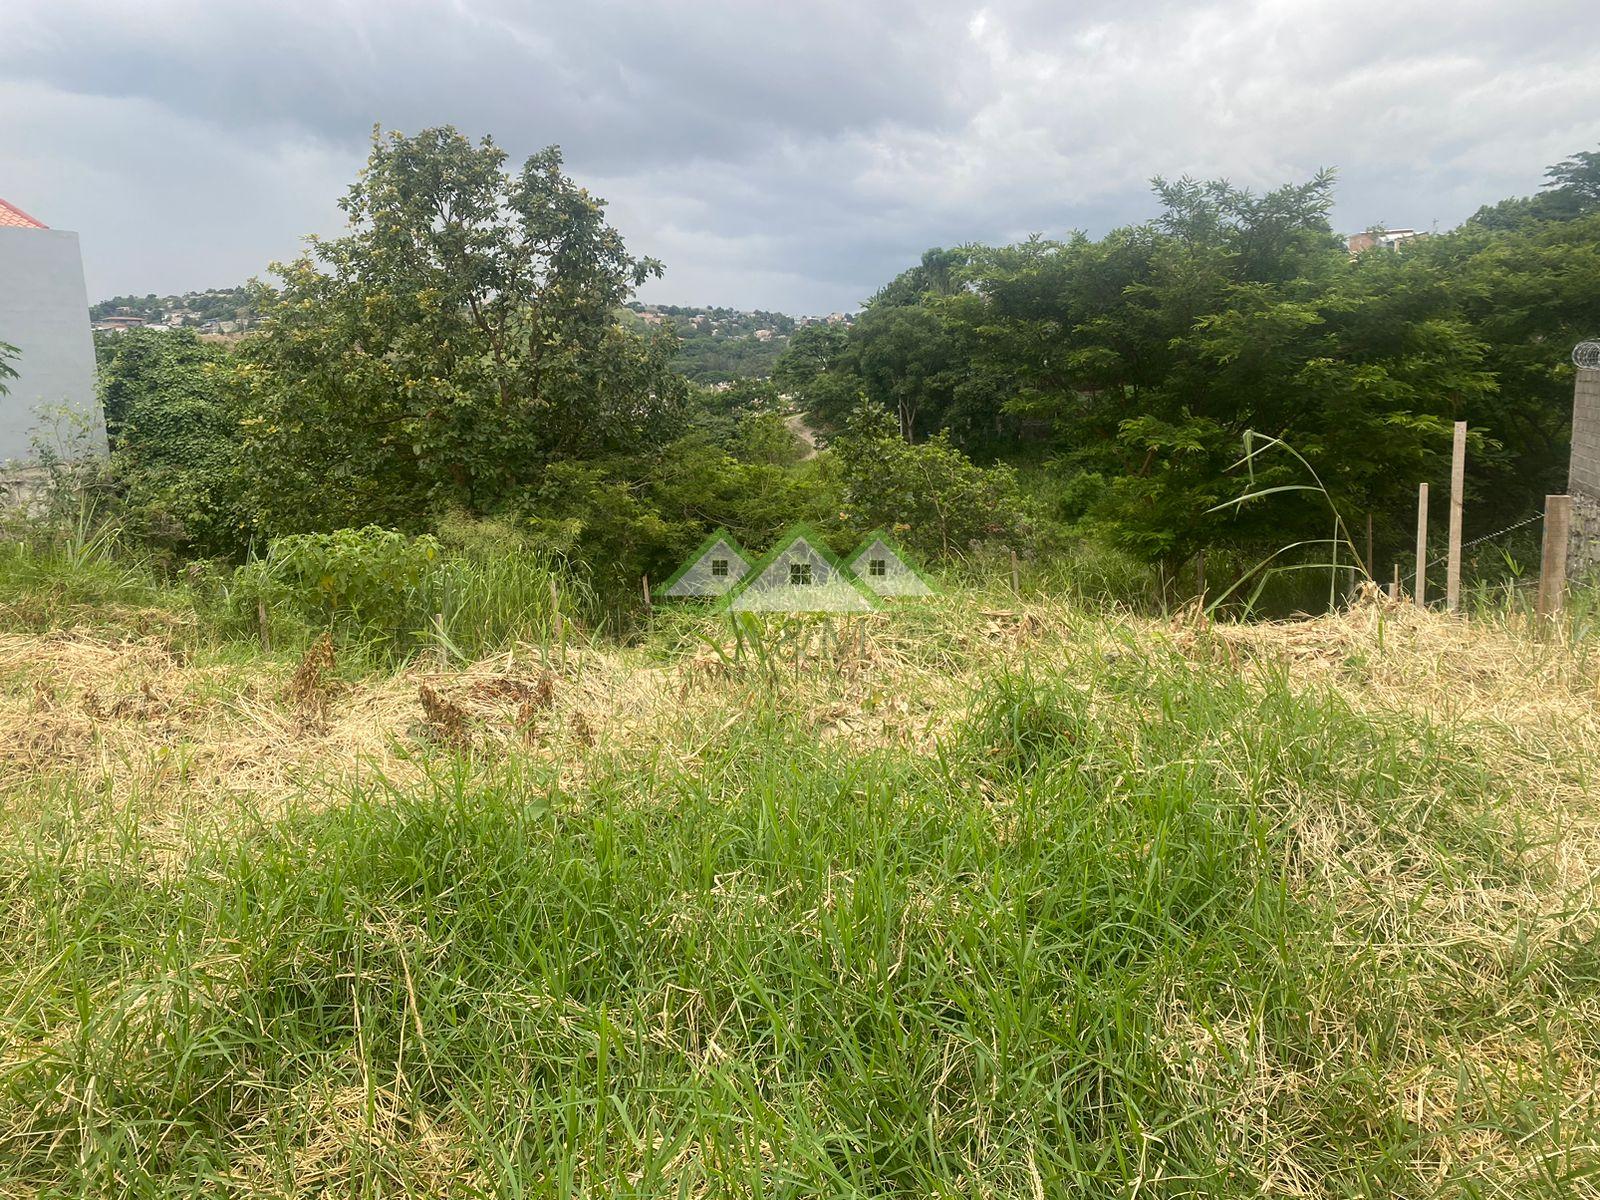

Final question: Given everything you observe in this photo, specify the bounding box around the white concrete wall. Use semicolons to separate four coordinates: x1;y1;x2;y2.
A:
0;227;105;464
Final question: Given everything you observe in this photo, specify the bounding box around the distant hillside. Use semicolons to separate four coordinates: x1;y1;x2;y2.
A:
623;303;854;384
90;287;258;334
87;289;852;376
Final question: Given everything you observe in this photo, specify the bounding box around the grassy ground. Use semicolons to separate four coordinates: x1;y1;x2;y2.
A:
1;565;1598;1196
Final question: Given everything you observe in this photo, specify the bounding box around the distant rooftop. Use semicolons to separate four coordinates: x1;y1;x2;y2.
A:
0;198;47;229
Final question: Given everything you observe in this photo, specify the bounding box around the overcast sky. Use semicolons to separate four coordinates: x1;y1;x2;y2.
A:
4;0;1598;314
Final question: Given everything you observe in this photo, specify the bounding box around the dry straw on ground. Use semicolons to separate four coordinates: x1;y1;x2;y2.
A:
1;591;1599;1194
1;591;1596;826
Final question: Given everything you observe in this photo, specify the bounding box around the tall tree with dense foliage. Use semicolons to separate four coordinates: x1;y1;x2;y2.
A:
100;329;249;558
236;127;689;533
778;149;1600;572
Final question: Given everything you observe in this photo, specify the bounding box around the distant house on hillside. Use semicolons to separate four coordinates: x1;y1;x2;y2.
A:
0;197;105;471
91;315;146;333
1347;228;1425;254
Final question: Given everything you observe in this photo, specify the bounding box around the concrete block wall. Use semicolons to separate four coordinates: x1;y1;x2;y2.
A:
1571;369;1600;578
0;464;51;512
1573;492;1600;580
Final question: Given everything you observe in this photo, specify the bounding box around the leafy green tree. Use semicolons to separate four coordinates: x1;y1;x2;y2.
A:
793;158;1597;570
830;405;1032;558
869;246;967;308
1470;143;1600;229
1544;148;1600;210
237;126;688;533
0;340;16;395
773;323;861;435
101;329;251;558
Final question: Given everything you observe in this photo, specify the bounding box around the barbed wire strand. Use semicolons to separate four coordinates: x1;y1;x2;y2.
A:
1414;509;1544;580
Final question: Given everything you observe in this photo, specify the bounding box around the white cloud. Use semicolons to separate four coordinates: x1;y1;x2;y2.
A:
2;0;1597;311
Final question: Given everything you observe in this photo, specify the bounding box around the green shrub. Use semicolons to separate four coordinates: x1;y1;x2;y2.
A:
226;526;447;655
831;405;1038;560
225;524;591;663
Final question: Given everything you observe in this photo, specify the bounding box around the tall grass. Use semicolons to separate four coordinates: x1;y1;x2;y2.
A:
0;638;1592;1195
0;524;174;627
437;549;597;663
1;526;599;669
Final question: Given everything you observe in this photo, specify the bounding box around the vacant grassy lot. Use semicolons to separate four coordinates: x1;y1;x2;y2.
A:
1;580;1598;1196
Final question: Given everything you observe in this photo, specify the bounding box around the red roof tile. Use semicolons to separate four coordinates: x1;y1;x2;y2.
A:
0;197;47;229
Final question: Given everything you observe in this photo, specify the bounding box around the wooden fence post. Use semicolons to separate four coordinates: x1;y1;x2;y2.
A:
549;576;565;669
1537;494;1572;622
1389;563;1400;602
256;598;271;652
1414;482;1429;608
1196;549;1206;603
1365;512;1374;578
1009;549;1020;598
1446;421;1466;612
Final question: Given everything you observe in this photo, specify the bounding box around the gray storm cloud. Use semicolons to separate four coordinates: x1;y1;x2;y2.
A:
3;0;1598;312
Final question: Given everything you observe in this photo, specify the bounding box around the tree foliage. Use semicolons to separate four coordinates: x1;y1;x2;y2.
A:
776;153;1600;569
236;127;689;533
831;406;1033;559
0;340;17;395
81;132;1600;608
99;329;249;558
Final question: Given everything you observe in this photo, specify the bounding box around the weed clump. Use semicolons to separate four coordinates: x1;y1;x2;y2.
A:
417;682;473;749
964;668;1094;777
284;631;340;724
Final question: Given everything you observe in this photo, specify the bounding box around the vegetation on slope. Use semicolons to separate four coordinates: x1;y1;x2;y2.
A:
70;129;1600;621
774;158;1600;565
90;286;258;327
621;304;804;384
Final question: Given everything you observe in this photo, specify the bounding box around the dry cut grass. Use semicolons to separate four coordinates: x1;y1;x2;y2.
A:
0;588;1598;1196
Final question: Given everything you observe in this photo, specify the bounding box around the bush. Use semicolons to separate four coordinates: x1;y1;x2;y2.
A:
226;524;590;663
227;527;447;655
830;405;1037;560
101;329;252;561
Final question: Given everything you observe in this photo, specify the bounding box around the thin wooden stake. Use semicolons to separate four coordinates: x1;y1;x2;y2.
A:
1446;420;1466;613
550;577;565;669
1365;512;1374;578
433;611;447;667
1389;563;1400;602
1009;549;1020;598
1196;549;1206;603
1537;494;1572;622
256;598;271;652
1414;482;1429;608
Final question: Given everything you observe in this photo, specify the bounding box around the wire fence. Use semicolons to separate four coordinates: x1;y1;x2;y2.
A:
1419;509;1544;576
